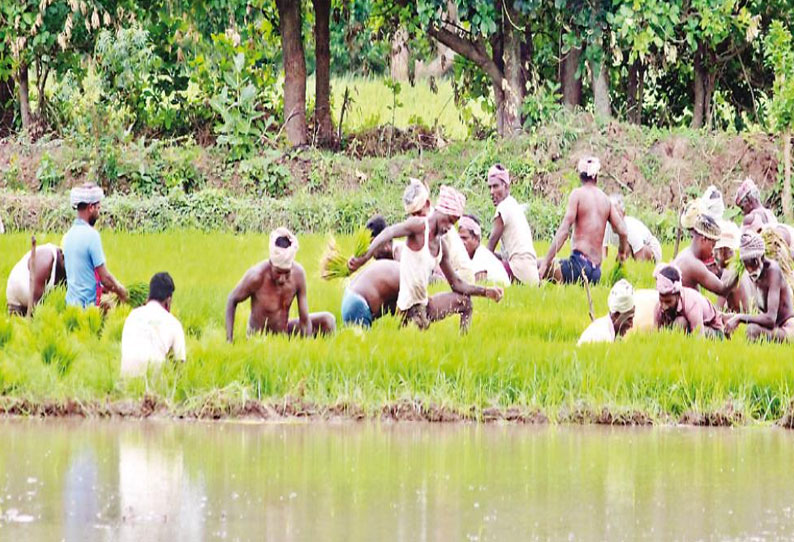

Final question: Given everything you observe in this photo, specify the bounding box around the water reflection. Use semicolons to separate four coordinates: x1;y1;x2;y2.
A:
1;421;794;541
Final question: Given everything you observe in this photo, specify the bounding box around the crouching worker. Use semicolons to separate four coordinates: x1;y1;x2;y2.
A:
226;228;336;342
6;243;66;316
349;186;503;332
577;279;635;345
121;273;186;378
341;260;401;327
458;215;510;286
724;232;794;342
654;264;725;338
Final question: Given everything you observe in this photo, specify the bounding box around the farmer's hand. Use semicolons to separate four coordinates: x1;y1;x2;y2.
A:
724;315;741;335
348;256;365;273
538;259;550;280
117;285;129;304
486;287;504;302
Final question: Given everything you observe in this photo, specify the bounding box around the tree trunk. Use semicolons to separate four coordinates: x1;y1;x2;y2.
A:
784;132;792;221
16;64;32;132
560;45;583;109
692;41;707;129
500;3;524;136
312;0;334;147
276;0;308;147
0;78;15;136
390;26;410;81
626;59;644;124
590;55;611;118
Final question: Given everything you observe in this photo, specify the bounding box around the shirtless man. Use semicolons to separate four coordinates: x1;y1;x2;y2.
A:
348;185;503;332
341;260;401;327
654;264;725;338
673;214;740;299
365;214;395;260
539;156;629;284
225;228;336;341
6;243;66;315
724;232;794;342
735;177;794;246
712;221;753;313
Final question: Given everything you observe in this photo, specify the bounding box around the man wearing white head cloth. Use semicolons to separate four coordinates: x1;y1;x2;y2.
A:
349;185;503;332
62;183;127;308
225;227;336;341
401;178;475;283
458;214;510;286
577;279;636;345
539;156;630;285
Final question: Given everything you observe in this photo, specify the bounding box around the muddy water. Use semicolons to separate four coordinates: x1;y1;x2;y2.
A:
1;421;794;542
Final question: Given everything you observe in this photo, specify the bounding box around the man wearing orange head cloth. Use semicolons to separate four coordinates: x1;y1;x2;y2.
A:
225;227;336;341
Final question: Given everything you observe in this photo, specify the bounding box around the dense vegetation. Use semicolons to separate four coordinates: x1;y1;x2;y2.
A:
1;232;793;425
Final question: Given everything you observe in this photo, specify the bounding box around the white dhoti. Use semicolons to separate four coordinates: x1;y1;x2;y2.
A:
5;244;59;309
509;253;540;286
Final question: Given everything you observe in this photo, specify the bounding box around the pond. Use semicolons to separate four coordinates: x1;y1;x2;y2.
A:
1;420;793;541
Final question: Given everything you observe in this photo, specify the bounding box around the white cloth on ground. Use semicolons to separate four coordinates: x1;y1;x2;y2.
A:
471;246;510;286
121;301;186;378
577;315;615;346
5;244;59;307
494;196;537;260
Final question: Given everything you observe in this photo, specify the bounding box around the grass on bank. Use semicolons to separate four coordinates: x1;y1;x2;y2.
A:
0;231;792;423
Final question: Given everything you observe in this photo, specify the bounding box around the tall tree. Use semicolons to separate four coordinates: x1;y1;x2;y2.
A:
313;0;335;147
276;0;308;146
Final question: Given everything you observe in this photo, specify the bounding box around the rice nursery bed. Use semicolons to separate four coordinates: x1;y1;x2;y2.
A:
1;231;793;426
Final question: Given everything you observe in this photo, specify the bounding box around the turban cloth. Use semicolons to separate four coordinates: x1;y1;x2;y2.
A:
739;231;766;260
487;164;510;186
693;213;721;241
269;227;299;270
436;185;466;218
608;279;635;314
700;185;725;220
458;216;481;238
577;156;601;178
715;220;740;251
403;178;430;214
654;263;682;295
735;178;760;206
70;183;104;209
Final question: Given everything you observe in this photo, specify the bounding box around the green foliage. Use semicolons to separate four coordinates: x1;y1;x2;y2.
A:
237;152;290;198
765;21;794;132
521;81;563;131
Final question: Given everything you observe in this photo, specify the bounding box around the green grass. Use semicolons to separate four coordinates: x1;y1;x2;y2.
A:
1;231;793;424
308;76;490;140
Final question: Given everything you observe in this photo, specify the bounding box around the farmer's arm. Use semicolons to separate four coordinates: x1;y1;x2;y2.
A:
350;220;420;271
30;250;54;306
225;269;258;342
295;268;313;337
539;192;578;276
742;269;781;328
96;265;127;302
487;215;505;256
440;251;503;301
692;260;740;297
607;205;630;262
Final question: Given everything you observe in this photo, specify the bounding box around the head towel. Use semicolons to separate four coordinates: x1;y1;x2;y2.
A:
436;185;466;218
608;279;635;314
70;183;104;209
269;227;299;270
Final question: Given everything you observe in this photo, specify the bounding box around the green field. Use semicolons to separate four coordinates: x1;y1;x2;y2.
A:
1;231;793;424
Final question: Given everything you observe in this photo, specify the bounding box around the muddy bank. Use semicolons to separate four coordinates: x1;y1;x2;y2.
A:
0;396;787;427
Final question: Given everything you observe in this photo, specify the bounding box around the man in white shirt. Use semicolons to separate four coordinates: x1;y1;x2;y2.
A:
578;279;636;345
121;272;186;378
458;215;510;286
603;194;661;262
485;164;539;285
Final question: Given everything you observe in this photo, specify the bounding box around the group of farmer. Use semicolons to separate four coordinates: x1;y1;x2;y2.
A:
4;155;794;377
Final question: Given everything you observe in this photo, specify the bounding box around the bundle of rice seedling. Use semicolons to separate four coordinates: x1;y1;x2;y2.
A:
127;282;149;308
605;263;627;287
320;227;372;280
727;250;745;278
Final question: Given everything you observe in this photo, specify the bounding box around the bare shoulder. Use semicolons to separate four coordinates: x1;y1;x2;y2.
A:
244;261;269;284
292;262;307;280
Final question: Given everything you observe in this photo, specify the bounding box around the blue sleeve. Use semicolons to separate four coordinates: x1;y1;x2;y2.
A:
89;231;106;269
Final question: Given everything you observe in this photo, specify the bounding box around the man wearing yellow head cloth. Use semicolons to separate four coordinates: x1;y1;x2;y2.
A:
225;228;336;341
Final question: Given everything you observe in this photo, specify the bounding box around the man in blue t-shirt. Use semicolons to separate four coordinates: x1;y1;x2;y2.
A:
62;183;127;308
